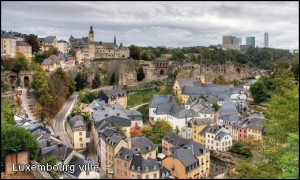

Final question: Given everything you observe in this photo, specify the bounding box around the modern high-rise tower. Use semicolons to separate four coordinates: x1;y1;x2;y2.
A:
264;32;269;48
246;37;255;47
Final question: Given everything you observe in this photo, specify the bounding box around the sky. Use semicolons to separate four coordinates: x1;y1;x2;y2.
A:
1;1;299;50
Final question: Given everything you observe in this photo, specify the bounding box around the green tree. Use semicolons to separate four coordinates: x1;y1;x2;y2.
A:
33;52;47;64
92;72;101;89
1;103;15;125
129;45;140;60
1;124;39;162
141;50;150;61
212;103;220;111
11;53;30;74
41;155;59;178
142;119;173;145
24;34;40;53
44;46;58;57
75;72;86;91
250;81;269;104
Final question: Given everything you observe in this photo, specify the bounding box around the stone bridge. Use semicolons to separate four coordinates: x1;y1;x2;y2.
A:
5;71;34;87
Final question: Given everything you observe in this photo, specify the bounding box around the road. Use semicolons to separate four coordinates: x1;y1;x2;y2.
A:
129;102;149;110
20;88;38;122
53;94;78;147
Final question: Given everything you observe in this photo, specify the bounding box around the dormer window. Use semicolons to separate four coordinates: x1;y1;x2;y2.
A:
131;165;134;170
137;166;140;172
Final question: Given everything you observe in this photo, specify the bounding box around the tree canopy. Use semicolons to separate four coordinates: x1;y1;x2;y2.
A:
11;53;30;73
1;124;39;162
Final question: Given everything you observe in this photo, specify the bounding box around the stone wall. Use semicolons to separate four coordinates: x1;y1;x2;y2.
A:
176;62;253;82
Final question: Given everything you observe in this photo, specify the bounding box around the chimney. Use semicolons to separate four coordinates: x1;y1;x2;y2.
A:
127;138;132;149
47;139;51;147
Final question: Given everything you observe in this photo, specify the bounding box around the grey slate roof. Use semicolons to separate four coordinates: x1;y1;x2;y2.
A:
206;125;223;135
99;128;125;148
199;125;212;135
67;156;92;177
44;36;56;43
115;147;135;161
41;58;54;66
214;131;228;140
149;95;173;108
43;145;73;162
68;115;86;131
99;88;126;99
130;154;159;173
219;113;241;123
239;116;264;131
193;118;212;126
218;101;239;115
170;146;199;169
131;136;156;154
95;116;131;130
16;41;30;46
176;78;201;89
163;132;191;148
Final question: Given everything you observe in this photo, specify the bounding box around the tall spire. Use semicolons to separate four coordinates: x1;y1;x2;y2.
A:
114;35;116;44
89;25;94;34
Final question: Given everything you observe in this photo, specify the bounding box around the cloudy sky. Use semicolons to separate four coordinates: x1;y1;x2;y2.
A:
1;1;299;50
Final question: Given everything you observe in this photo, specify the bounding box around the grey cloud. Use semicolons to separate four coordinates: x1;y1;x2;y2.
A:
1;1;298;49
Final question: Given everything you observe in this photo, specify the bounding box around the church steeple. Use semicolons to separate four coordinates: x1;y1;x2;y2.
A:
88;25;94;42
114;35;116;44
89;25;94;34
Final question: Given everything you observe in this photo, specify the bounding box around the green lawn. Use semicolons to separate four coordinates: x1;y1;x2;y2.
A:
127;89;160;108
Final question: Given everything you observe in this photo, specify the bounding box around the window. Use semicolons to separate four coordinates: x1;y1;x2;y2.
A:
153;173;157;179
137;175;141;179
125;172;127;176
79;132;82;136
80;138;83;141
208;140;210;143
208;135;210;138
80;144;83;148
124;162;127;167
216;143;218;146
146;175;149;179
211;140;213;144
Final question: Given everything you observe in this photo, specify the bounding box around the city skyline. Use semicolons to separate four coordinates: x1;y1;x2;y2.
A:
1;1;299;50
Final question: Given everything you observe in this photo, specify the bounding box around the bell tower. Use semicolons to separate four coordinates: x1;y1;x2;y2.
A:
89;25;94;42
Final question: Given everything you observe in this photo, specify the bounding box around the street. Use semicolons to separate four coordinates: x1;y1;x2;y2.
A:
20;88;38;122
53;94;78;147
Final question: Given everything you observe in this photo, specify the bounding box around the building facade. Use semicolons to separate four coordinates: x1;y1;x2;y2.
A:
246;37;255;47
69;26;129;62
264;32;269;48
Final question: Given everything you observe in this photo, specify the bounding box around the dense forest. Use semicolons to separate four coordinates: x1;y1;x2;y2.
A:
129;45;297;69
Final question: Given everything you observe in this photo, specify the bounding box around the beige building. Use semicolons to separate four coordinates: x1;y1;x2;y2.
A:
1;34;17;58
98;128;129;177
16;41;32;62
69;26;130;62
66;115;89;151
191;118;212;146
39;36;58;51
41;55;61;72
162;141;210;179
222;36;234;45
57;39;69;53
